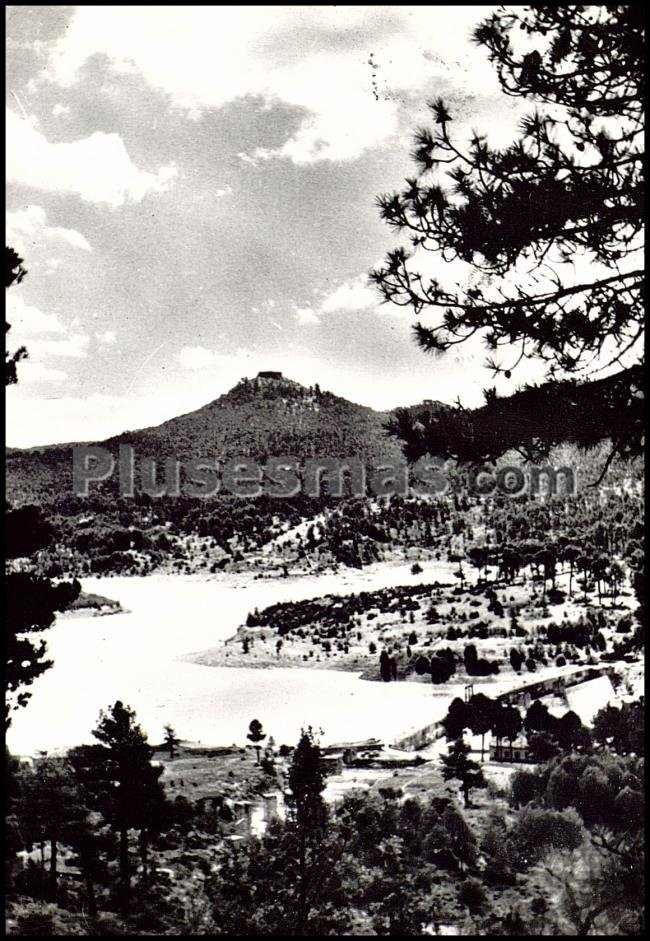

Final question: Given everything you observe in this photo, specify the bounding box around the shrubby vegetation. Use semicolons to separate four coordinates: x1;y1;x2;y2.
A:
7;711;645;935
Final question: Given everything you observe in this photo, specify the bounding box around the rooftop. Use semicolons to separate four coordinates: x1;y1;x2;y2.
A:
565;676;617;726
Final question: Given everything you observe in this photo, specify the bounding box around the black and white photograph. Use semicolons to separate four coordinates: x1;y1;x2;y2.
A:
4;4;645;935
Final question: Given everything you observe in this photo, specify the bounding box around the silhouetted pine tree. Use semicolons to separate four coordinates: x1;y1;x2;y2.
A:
70;702;166;912
372;7;644;473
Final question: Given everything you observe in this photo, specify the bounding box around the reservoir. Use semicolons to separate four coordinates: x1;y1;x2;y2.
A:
7;562;457;755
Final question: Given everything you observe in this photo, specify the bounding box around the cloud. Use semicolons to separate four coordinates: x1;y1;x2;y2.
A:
178;345;306;387
6;108;177;205
321;276;378;314
249;61;401;164
43;6;503;165
7;204;92;253
179;346;221;370
31;334;90;359
179;345;261;378
17;362;70;384
97;329;117;345
294;306;320;325
238;152;260;167
6;385;225;447
6;294;89;370
6;294;67;335
179;345;292;385
293;275;382;324
52;102;70;116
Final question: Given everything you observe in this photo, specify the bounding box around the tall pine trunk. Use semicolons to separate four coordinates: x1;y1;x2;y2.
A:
139;828;149;884
84;873;98;920
119;827;130;912
298;827;307;933
48;833;58;902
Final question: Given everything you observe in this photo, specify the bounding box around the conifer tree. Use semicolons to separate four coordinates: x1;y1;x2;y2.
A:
5;246;28;384
441;736;486;808
373;7;644;474
286;726;329;933
16;757;84;902
163;724;180;760
4;249;81;725
247;719;266;764
71;701;166;912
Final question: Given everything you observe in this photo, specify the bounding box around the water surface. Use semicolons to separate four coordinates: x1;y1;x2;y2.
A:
8;562;456;755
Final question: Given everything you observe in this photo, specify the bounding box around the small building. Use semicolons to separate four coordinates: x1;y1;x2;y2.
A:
490;736;534;763
232;799;254;819
329;738;383;757
320;753;344;774
195;792;224;814
257;370;283;380
17;846;82;882
261;792;280;822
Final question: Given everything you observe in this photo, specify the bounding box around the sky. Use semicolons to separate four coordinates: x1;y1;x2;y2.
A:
6;4;550;447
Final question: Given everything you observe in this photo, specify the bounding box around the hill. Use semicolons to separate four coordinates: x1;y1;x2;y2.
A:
6;372;447;505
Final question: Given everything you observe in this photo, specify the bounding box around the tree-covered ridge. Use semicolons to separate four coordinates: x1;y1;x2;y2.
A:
390;365;644;469
6;373;413;507
8;450;642;582
217;477;644;682
245;580;445;635
110;375;405;465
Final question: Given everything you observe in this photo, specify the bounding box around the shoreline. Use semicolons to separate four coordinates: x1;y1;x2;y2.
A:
8;561;457;756
64;590;124;616
186;644;384;678
9;559;640;757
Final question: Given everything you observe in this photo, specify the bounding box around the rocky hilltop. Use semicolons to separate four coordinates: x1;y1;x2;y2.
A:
6;373;447;504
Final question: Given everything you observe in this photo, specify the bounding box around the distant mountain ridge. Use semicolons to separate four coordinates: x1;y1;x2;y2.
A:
6;372;448;504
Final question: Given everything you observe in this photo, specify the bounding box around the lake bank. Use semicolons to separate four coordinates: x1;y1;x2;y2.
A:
186;562;468;678
6;560;462;757
66;589;124;615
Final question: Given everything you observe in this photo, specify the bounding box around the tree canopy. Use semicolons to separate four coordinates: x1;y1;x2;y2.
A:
69;701;167;912
5;246;28;386
4;250;80;725
5;574;80;726
373;6;644;468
